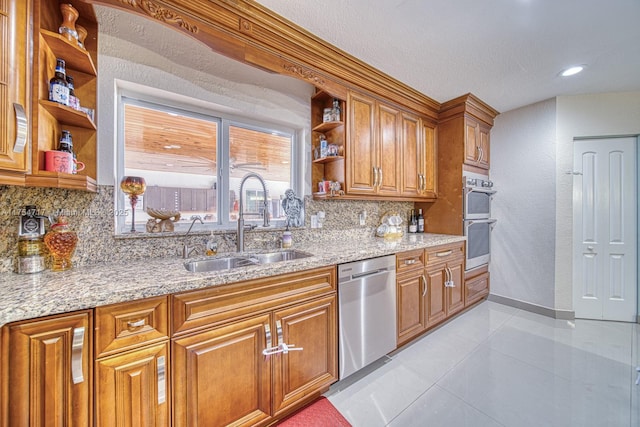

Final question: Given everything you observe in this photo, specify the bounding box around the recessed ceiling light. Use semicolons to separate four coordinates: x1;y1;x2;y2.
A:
560;65;585;77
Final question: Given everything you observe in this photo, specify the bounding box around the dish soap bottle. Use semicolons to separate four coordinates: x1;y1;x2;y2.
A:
43;215;78;271
282;228;293;249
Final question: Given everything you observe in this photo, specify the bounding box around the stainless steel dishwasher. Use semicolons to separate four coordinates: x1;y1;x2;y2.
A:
338;255;397;379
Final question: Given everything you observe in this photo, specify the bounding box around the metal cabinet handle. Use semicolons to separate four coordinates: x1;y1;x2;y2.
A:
275;320;283;345
127;319;146;329
435;250;453;257
262;323;278;356
13;103;28;153
71;327;85;384
373;166;379;188
263;320;303;355
421;275;428;297
157;355;166;404
444;267;456;288
404;258;417;265
378;168;383;187
420;174;425;191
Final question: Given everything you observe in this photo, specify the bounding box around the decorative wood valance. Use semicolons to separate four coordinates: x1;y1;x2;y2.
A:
87;0;441;119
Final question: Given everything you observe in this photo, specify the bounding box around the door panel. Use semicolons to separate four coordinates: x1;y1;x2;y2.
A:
378;103;401;195
96;342;169;426
172;313;271;427
573;137;637;321
346;92;376;194
272;296;337;416
396;273;426;344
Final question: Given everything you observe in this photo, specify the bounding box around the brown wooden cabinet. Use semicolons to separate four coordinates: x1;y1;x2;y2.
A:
400;113;437;198
0;0;32;184
94;296;170;426
465;265;490;307
23;0;98;191
396;242;465;346
4;311;93;426
464;117;490;170
171;266;338;426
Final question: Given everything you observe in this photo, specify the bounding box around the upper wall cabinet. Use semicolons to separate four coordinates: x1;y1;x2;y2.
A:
312;89;437;201
0;0;32;184
25;0;98;191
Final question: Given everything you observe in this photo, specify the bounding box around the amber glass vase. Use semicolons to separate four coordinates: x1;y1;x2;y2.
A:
44;216;78;271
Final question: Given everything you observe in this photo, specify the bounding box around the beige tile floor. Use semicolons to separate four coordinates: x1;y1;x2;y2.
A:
326;301;639;427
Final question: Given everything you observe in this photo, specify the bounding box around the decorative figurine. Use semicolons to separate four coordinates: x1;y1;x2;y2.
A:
120;176;146;233
282;189;303;228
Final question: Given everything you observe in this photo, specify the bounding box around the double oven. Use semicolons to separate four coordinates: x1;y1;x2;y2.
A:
463;171;497;270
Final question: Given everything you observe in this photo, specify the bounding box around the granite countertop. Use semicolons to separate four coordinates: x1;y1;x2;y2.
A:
0;233;465;327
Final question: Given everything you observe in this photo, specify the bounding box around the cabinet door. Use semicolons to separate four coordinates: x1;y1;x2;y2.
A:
464;119;480;166
420;122;437;197
95;342;169;426
272;295;338;417
399;111;421;197
425;266;447;326
0;0;30;176
478;125;490;169
446;261;465;316
377;103;401;196
7;311;92;426
396;272;426;345
172;313;271;427
346;91;376;195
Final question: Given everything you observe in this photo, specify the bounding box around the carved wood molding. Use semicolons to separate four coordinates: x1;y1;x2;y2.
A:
90;0;446;117
115;0;199;33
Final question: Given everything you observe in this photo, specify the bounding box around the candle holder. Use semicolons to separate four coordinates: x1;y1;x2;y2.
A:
120;176;146;233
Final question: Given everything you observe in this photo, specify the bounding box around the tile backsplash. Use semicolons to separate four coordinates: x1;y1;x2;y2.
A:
0;185;413;273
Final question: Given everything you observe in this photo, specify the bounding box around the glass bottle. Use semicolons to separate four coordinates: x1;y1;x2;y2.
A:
58;130;73;153
49;58;69;106
331;98;341;121
408;209;417;233
66;75;79;110
44;215;78;271
417;208;425;233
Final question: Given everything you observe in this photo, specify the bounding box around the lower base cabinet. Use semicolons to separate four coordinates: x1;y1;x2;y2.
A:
396;242;466;346
4;311;93;426
95;342;170;426
465;265;490;306
173;295;337;426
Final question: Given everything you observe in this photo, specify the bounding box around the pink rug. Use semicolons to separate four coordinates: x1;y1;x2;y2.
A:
277;397;351;426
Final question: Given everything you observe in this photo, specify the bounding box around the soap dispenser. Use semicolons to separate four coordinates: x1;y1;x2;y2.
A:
282;227;293;249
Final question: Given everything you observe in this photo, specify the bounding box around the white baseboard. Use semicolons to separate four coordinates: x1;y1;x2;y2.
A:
488;293;575;320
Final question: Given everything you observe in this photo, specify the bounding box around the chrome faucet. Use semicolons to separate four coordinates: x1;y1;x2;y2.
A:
182;215;204;258
237;172;270;252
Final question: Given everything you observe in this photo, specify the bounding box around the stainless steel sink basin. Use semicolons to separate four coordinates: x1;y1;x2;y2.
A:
184;256;258;272
183;250;313;272
247;249;313;264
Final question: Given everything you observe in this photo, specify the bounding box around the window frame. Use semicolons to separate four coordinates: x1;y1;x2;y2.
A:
115;88;301;235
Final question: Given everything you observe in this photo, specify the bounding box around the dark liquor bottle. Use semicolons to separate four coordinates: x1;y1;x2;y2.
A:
58;130;73;153
331;98;341;121
408;209;417;233
417;208;425;233
66;75;79;110
49;58;69;106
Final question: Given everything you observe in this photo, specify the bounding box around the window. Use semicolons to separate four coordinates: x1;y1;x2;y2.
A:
116;94;298;234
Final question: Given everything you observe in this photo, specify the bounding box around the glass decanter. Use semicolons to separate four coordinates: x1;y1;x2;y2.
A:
44;215;78;271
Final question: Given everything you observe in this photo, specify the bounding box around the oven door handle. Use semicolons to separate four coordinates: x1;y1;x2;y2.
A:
465;187;497;196
465;219;498;227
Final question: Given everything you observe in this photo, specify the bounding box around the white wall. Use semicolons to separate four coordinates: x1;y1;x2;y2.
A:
490;98;557;308
491;91;640;312
555;91;640;311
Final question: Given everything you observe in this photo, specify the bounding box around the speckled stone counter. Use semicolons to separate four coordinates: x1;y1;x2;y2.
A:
0;233;464;327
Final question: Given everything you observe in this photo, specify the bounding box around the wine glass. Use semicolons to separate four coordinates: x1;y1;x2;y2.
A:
120;176;146;233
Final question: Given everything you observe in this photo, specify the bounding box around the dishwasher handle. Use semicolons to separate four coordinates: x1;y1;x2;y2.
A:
350;268;389;280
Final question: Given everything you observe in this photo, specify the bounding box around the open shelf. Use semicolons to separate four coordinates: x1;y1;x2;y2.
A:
40;29;97;75
40;100;96;129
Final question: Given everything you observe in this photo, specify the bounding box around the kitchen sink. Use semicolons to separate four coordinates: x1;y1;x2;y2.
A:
247;249;313;264
183;250;313;272
183;256;258;273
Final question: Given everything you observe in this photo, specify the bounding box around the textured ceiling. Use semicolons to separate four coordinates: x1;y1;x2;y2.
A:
97;1;640;114
255;0;640;113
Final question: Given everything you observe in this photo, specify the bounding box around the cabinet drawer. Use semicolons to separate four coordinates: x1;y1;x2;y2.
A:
396;249;425;273
465;270;489;306
425;242;464;266
171;266;336;336
95;296;169;358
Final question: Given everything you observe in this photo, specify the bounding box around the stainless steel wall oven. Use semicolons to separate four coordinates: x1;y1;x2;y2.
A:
463;172;497;270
